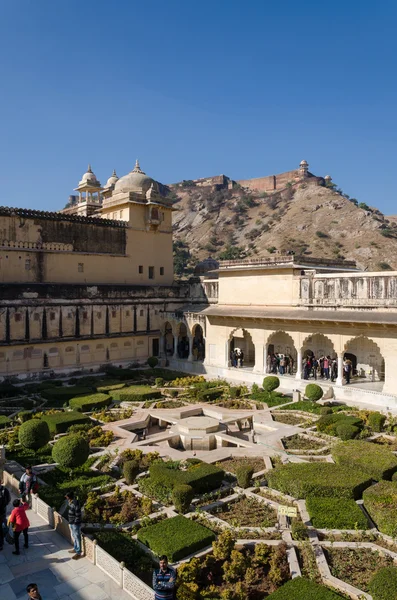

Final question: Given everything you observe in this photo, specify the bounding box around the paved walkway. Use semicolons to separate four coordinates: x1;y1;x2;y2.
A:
0;497;134;600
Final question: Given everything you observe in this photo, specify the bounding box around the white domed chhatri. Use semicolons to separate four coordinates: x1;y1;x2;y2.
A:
78;164;101;187
105;169;119;187
114;159;157;195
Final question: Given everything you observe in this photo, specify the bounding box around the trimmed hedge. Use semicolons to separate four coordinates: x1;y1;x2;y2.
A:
363;481;397;537
305;383;323;401
172;484;194;513
263;376;280;392
316;414;363;437
306;497;369;530
0;382;19;398
335;423;360;440
267;577;343;599
137;515;215;562
41;386;93;402
41;411;90;435
149;461;225;494
332;440;397;481
123;460;140;485
236;465;254;489
69;393;112;412
110;385;162;402
196;388;224;402
18;419;51;450
52;434;90;469
369;566;397;600
267;463;372;499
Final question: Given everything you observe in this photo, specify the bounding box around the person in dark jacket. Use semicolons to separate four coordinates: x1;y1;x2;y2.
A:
153;555;176;600
0;479;10;550
26;583;42;599
65;491;82;559
19;465;38;506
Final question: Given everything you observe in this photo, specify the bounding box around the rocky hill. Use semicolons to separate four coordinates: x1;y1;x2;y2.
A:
170;178;397;276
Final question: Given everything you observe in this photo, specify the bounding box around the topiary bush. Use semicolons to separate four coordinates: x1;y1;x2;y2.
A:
332;440;397;480
41;411;90;435
18;411;32;423
229;386;242;399
335;423;360;440
110;386;162;402
196;388;224;402
236;465;254;489
262;376;280;393
40;386;93;403
304;383;323;402
267;463;372;499
320;406;333;416
123;460;140;485
18;419;51;450
316;413;363;437
369;566;397;600
172;484;194;513
52;433;90;469
147;356;159;369
69;393;112;412
368;412;386;433
267;577;344;599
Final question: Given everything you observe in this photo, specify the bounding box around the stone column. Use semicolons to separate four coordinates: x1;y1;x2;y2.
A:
253;342;264;373
173;335;178;358
336;353;344;386
225;341;230;367
187;336;193;362
264;344;268;373
295;348;302;380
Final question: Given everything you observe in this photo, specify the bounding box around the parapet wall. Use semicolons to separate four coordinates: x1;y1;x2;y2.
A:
237;169;301;192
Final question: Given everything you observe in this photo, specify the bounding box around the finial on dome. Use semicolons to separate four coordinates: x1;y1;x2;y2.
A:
112;169;117;177
87;164;92;173
132;159;145;174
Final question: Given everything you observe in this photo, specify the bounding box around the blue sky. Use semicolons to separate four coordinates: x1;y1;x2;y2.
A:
1;0;397;213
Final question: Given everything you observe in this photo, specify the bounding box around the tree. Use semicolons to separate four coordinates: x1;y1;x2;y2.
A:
212;529;236;561
52;433;90;469
123;460;140;484
18;419;50;450
263;376;280;393
147;356;159;368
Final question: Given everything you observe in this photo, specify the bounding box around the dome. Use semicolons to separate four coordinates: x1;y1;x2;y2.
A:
194;257;219;276
78;164;100;187
300;160;308;167
114;160;156;194
105;169;119;187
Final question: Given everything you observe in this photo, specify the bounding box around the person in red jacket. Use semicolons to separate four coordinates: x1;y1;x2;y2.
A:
8;498;30;555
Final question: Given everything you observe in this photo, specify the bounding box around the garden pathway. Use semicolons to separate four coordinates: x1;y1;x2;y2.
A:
0;495;137;600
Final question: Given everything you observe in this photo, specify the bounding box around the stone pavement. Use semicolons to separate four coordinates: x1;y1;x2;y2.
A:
0;498;135;600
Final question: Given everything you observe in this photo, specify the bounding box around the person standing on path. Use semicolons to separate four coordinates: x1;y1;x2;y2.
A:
26;583;42;599
8;498;30;555
65;491;83;559
0;479;10;550
153;555;176;600
19;465;38;506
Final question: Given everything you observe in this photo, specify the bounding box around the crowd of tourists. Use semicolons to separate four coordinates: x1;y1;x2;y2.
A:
266;352;353;384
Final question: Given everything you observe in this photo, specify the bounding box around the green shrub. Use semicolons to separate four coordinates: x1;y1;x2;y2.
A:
169;390;178;398
369;566;397;600
368;412;386;432
18;411;32;423
123;460;140;485
332;440;397;480
196;388;223;402
291;520;309;540
0;415;11;428
137;515;215;562
320;407;333;415
41;386;93;402
18;419;51;450
69;393;112;412
94;530;154;583
305;383;323;401
150;461;225;494
147;356;159;369
335;423;360;440
110;386;162;402
0;382;18;398
267;577;343;599
267;463;372;499
229;386;242;399
155;378;164;387
68;423;92;434
316;413;363;436
236;465;254;489
52;434;90;469
306;497;369;529
363;481;397;537
262;376;280;392
41;411;90;435
172;484;194;513
250;390;290;407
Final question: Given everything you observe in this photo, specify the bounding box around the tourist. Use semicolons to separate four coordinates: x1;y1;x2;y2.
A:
19;465;38;506
303;357;311;380
288;354;294;375
323;356;330;380
65;491;82;559
0;479;10;550
266;354;272;373
344;359;352;384
26;583;42;599
331;358;338;382
8;498;29;555
239;349;244;368
279;355;286;375
153;554;176;600
312;356;318;380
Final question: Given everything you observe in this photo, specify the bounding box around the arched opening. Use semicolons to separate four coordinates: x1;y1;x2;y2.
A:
301;334;336;381
344;336;385;383
229;328;255;368
177;323;189;359
192;324;205;361
266;331;297;375
163;321;174;357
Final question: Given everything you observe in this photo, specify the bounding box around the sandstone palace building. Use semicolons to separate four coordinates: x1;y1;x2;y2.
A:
1;160;397;410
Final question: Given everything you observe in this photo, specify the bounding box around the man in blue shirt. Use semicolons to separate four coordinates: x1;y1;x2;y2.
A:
153;555;176;600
